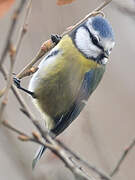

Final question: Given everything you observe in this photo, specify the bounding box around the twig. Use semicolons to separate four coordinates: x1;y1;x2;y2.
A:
16;39;55;79
0;87;6;97
110;138;135;177
15;0;32;55
1;65;98;180
62;0;112;36
21;105;109;180
59;142;111;180
0;46;16;122
0;0;26;67
2;120;27;136
0;64;99;180
0;1;113;179
0;0;31;122
0;0;32;97
16;0;112;80
0;65;35;120
2;119;95;180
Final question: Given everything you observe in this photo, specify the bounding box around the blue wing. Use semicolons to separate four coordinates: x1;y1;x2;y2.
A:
32;66;105;168
52;66;105;136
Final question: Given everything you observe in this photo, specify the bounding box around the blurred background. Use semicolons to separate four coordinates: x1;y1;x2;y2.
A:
0;0;135;179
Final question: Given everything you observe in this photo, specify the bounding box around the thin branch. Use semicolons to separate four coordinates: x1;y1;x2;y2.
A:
16;0;112;80
0;0;32;98
15;0;32;55
1;65;98;180
0;64;101;180
2;120;95;180
0;0;31;122
110;138;135;177
0;46;16;122
0;65;32;114
2;120;27;136
0;65;35;120
0;0;26;67
1;60;108;179
96;0;112;11
0;87;6;97
21;105;110;180
0;1;114;179
62;0;112;36
59;142;111;180
16;39;55;79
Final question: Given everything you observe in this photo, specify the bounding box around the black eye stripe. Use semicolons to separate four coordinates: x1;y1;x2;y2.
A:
91;36;99;45
69;24;106;63
83;25;104;51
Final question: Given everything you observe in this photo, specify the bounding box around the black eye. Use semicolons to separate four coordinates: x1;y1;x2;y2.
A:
92;35;99;45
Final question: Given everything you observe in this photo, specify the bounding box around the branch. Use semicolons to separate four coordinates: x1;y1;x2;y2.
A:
0;63;110;180
16;0;112;80
0;65;97;180
62;0;112;36
0;1;114;180
60;143;111;180
0;0;31;122
2;120;95;180
0;65;32;112
0;0;26;67
0;46;16;122
110;138;135;177
15;0;32;55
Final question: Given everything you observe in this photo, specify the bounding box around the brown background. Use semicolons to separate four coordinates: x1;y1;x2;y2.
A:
0;0;135;179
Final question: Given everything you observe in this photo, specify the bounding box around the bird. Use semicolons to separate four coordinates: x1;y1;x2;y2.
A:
14;15;115;168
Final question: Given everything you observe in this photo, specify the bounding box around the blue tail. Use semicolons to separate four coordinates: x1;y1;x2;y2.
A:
32;145;46;169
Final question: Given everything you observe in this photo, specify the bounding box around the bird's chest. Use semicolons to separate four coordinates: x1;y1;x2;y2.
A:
30;35;99;118
34;56;85;117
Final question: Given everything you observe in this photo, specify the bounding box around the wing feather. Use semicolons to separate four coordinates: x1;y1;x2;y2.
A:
51;66;105;136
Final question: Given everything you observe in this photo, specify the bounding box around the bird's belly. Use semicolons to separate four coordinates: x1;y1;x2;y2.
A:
29;62;83;120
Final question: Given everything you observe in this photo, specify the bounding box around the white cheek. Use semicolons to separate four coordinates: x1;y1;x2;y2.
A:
75;27;101;58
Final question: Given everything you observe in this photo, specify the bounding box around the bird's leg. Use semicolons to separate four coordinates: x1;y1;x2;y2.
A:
13;77;36;98
51;34;61;45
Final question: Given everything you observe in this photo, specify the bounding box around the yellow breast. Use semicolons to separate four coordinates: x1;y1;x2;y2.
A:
29;35;99;128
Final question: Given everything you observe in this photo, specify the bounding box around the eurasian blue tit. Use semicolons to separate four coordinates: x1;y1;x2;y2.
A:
15;15;115;168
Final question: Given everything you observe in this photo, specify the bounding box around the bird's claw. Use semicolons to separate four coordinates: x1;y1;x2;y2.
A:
51;34;61;45
13;77;21;89
13;77;36;98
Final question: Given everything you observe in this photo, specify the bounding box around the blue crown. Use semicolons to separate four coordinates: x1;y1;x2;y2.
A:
92;16;114;40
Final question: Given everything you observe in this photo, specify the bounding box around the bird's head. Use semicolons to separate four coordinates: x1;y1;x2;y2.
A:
70;15;115;65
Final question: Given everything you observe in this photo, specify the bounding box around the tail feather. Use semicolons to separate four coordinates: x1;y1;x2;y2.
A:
32;145;46;169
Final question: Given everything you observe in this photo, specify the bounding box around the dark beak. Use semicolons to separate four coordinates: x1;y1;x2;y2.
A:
104;50;110;58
